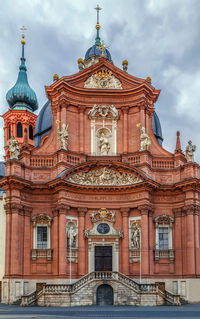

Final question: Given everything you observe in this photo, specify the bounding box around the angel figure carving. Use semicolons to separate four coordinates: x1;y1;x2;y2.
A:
56;120;69;150
185;140;196;162
137;124;151;151
8;136;20;159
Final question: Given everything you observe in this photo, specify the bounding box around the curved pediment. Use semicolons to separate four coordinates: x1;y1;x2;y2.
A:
62;162;148;187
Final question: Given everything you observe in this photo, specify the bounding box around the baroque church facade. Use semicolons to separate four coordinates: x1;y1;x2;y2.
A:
1;9;200;306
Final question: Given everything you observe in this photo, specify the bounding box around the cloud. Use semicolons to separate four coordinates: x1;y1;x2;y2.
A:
0;0;200;163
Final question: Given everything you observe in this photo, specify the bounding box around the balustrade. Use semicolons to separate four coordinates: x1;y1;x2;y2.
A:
21;271;182;306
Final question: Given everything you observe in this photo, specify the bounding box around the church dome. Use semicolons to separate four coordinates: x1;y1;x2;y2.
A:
153;112;163;146
85;44;112;62
34;100;52;147
6;37;38;112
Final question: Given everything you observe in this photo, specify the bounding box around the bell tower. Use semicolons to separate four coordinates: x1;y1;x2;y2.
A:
2;27;38;160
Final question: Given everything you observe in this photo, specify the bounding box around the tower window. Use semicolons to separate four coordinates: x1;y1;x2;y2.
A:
8;125;11;139
17;122;23;138
29;125;33;140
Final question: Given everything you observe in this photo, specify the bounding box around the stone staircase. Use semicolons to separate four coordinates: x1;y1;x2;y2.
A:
21;271;185;307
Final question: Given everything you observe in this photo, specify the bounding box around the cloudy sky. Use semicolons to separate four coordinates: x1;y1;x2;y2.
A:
0;0;200;162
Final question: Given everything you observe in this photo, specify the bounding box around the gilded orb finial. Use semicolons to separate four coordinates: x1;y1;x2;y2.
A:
146;76;152;84
53;74;59;82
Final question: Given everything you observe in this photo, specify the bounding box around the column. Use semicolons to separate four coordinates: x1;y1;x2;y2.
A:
139;205;150;276
185;206;195;275
10;204;22;275
148;210;153;275
78;106;85;153
52;209;59;275
23;207;32;276
78;208;87;277
4;204;11;276
122;107;129;153
194;207;200;275
121;208;129;275
173;208;183;275
58;205;68;276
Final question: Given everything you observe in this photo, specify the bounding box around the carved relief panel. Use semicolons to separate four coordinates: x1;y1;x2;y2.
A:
89;104;119;155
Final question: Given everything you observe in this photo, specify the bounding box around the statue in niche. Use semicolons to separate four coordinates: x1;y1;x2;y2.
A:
139;126;151;151
56;120;69;150
131;224;140;249
185;140;196;162
8;136;20;159
67;225;77;247
98;131;111;155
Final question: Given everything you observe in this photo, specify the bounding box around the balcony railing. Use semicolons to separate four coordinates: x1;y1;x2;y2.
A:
31;249;53;261
154;249;174;261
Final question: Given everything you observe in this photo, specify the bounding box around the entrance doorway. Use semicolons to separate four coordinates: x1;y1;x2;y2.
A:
96;284;113;305
95;246;112;271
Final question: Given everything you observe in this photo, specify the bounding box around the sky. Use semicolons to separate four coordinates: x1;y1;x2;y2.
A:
0;0;200;161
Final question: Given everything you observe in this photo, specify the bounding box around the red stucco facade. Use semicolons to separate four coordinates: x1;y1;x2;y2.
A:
1;56;200;304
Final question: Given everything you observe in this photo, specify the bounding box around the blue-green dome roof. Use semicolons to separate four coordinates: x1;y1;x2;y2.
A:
85;44;112;62
6;43;38;112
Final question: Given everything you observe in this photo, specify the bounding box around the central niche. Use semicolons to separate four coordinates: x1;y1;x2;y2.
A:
89;104;118;156
96;127;112;155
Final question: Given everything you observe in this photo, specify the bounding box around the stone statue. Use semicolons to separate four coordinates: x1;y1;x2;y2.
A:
185;140;196;162
131;226;140;249
8;136;20;159
67;226;77;247
139;126;151;151
56;121;69;150
99;133;110;155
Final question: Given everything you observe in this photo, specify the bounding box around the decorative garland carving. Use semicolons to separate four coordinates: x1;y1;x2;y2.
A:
88;104;119;119
31;214;53;226
154;214;174;228
67;167;143;186
90;208;115;223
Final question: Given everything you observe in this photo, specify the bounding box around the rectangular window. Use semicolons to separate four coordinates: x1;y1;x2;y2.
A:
37;226;47;250
158;227;168;250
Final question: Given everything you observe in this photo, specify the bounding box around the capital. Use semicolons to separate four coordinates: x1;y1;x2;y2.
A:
10;202;23;214
78;105;86;113
121;106;129;114
120;207;130;217
57;204;70;215
173;207;182;218
138;204;152;215
23;205;32;216
78;207;87;216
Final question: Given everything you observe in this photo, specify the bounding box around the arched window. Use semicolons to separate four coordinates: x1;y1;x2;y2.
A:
29;125;33;140
17;122;23;138
8;125;11;139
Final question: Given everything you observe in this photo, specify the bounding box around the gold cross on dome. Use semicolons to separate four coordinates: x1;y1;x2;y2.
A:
94;4;102;23
20;26;27;36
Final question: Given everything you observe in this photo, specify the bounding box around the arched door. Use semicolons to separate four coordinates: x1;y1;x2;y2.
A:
96;284;113;305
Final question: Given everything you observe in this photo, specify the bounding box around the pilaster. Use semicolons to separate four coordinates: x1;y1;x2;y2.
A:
138;205;152;276
77;207;87;276
121;107;129;154
120;208;129;275
58;205;69;276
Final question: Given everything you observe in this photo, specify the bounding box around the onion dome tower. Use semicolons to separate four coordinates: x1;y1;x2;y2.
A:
3;27;38;160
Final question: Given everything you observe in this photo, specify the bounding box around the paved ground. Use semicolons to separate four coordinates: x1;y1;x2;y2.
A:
0;303;200;319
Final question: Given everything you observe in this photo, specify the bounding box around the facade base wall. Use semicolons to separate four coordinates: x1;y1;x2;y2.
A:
2;277;200;305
